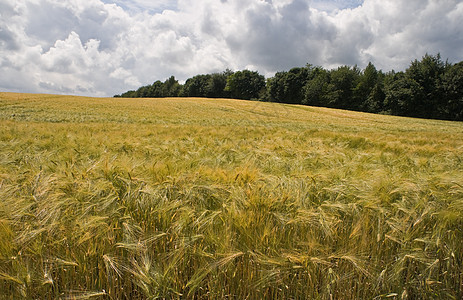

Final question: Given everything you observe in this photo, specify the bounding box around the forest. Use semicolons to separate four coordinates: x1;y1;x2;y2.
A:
115;54;463;121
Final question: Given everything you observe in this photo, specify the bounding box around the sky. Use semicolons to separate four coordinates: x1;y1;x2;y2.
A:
1;0;462;97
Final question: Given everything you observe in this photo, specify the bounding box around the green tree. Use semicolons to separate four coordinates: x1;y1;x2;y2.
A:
267;71;287;102
405;53;447;118
384;54;447;118
134;84;150;98
325;66;360;109
302;67;330;106
118;90;136;98
384;71;427;116
205;72;229;98
354;62;385;112
148;81;164;97
225;70;266;100
161;76;181;97
267;67;310;104
441;61;463;120
181;74;211;97
181;71;231;98
364;78;386;113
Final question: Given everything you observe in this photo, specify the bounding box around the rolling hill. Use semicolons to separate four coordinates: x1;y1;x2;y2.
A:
1;92;462;299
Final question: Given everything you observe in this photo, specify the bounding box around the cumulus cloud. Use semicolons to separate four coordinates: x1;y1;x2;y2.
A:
342;0;463;70
0;0;462;96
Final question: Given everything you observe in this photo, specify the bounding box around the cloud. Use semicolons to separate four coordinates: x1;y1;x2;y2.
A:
0;27;20;51
102;0;178;14
311;0;364;12
0;0;462;96
347;0;463;70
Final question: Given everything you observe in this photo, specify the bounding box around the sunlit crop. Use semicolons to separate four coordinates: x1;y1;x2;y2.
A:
0;92;462;299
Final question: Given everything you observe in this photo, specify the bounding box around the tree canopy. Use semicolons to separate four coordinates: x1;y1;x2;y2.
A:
115;54;463;121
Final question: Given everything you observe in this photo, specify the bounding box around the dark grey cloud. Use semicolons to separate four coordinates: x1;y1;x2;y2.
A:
239;1;320;70
25;3;78;51
0;27;20;51
0;3;20;51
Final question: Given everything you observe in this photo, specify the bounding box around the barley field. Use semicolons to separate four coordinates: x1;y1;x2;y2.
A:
0;92;462;299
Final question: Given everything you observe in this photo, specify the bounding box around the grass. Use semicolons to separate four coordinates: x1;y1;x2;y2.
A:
0;92;462;299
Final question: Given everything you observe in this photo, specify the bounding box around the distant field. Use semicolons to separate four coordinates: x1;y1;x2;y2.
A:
0;92;462;299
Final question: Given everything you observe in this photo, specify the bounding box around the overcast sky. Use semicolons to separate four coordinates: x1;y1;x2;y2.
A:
1;0;462;97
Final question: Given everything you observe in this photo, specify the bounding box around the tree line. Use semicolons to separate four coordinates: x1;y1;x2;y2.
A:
115;54;463;121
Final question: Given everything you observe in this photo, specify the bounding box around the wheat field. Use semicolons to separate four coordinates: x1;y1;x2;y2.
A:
0;92;462;299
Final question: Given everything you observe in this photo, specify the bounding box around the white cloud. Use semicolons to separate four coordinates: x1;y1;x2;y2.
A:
0;0;462;96
351;0;463;70
102;0;177;14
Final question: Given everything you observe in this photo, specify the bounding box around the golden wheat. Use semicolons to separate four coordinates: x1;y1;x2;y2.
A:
0;92;462;299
